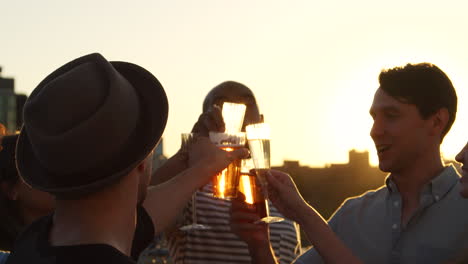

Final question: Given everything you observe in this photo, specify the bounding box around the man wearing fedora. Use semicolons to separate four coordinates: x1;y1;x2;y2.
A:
6;53;248;264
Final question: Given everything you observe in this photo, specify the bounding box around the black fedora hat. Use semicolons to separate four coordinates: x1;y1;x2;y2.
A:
16;53;168;198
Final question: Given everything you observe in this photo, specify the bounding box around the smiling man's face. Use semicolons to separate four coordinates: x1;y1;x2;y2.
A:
369;88;433;174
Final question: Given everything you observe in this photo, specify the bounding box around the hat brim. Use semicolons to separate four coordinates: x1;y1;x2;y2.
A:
16;61;168;198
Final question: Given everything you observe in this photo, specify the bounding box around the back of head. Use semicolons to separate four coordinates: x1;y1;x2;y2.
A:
202;81;261;126
378;63;457;141
16;53;169;199
203;81;257;112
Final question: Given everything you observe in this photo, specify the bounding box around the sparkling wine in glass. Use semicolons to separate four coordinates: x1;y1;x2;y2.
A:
245;123;284;224
208;132;246;199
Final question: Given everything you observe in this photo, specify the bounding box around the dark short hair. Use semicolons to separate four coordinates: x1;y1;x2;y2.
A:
379;63;457;141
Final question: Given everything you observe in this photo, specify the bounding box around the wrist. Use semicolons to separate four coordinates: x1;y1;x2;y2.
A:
191;160;217;175
295;202;317;226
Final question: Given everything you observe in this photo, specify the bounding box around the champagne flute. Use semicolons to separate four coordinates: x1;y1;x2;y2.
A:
238;159;269;220
208;131;246;199
179;133;211;231
245;123;284;224
207;102;247;199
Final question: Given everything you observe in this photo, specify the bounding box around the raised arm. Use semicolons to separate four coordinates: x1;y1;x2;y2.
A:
230;170;363;264
266;170;363;264
150;105;224;185
230;193;278;264
144;137;248;233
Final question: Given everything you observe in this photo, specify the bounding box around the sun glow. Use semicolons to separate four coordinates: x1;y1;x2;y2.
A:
216;147;235;198
218;172;226;198
239;175;255;204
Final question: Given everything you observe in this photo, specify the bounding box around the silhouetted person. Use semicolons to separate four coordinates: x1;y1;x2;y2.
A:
5;53;247;264
151;81;302;264
0;135;54;252
231;63;468;264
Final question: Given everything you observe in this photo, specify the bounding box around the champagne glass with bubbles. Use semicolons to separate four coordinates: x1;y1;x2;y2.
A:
245;123;284;224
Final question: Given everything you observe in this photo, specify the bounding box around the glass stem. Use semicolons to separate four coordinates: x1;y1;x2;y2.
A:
264;198;270;218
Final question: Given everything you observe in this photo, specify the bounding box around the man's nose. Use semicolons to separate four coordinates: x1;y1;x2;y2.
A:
370;119;385;139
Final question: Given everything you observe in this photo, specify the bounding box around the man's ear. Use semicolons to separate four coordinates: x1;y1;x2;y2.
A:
136;154;153;173
430;108;449;137
136;159;147;173
1;181;19;200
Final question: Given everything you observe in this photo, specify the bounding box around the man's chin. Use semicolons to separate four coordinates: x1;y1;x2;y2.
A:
459;177;468;199
378;162;392;173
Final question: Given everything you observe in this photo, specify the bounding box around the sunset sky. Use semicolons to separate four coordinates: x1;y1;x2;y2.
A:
1;0;467;167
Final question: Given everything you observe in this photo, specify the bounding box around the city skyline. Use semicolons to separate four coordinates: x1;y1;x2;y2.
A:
1;0;467;167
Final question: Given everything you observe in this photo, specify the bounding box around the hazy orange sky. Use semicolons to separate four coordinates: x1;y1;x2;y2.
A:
1;0;467;167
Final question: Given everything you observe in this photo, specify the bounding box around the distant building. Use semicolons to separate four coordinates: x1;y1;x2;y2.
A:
15;94;27;129
273;150;387;219
0;66;27;132
273;150;388;247
0;67;17;131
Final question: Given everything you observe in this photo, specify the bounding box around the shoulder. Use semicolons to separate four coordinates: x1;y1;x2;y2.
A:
12;214;51;249
332;186;388;218
342;185;387;208
5;215;51;263
133;206;155;259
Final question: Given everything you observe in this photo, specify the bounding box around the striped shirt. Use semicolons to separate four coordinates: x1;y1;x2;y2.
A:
167;183;302;264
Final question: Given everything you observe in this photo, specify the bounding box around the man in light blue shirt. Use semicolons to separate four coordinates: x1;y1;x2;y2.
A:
295;63;468;263
231;63;468;264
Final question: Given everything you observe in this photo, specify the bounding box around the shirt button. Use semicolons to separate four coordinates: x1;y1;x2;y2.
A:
393;201;399;207
435;195;440;201
392;224;398;229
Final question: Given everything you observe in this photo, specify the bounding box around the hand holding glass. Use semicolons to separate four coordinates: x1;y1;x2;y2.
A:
209;132;246;199
245;123;284;224
238;159;268;219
